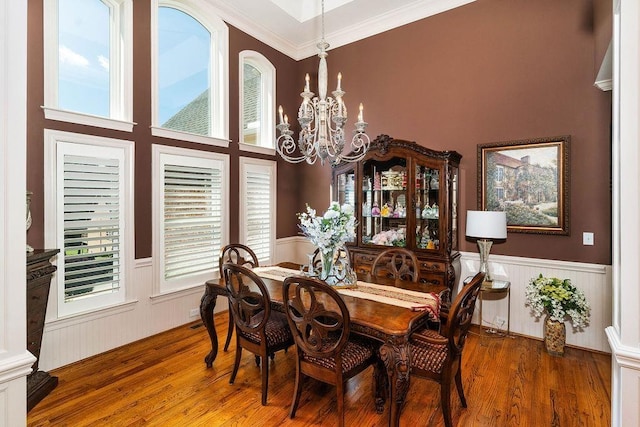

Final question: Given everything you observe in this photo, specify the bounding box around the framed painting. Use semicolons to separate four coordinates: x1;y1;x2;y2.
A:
478;135;570;235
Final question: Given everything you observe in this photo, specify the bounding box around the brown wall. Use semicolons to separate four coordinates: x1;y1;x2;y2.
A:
26;0;612;265
296;0;612;265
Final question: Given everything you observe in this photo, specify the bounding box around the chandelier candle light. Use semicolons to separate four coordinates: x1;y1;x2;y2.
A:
276;0;370;165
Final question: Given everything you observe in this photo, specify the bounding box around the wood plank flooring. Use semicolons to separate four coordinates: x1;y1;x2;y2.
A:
27;311;611;426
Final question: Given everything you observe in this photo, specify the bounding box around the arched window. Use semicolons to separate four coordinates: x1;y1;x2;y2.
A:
239;51;276;153
152;0;229;147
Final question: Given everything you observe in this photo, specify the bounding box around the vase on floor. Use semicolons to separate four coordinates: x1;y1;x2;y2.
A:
544;317;566;356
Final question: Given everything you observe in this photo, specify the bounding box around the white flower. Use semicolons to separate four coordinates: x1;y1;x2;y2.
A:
324;209;339;220
297;202;357;254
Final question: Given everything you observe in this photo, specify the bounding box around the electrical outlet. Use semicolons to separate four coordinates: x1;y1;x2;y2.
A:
189;308;199;317
496;316;507;328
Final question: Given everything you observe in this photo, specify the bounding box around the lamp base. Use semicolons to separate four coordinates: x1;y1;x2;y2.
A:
477;239;494;282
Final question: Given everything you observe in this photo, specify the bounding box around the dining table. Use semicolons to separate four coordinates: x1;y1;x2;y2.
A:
199;262;446;427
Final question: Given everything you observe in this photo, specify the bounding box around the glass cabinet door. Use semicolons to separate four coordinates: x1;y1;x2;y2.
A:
335;167;356;243
451;165;459;251
415;163;441;250
361;157;408;247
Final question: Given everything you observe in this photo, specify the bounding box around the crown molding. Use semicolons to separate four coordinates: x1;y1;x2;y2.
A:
210;0;475;61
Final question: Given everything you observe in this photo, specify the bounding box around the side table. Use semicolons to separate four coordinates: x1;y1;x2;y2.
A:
27;249;59;411
478;279;511;336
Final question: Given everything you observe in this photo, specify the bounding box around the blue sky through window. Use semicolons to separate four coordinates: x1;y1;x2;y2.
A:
58;0;110;117
158;7;211;127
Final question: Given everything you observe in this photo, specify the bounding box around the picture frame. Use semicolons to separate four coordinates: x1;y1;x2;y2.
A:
478;135;570;235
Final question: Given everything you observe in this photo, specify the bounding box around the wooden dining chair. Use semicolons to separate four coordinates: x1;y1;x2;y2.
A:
282;275;382;427
222;263;293;406
371;247;420;282
219;243;260;352
407;272;485;427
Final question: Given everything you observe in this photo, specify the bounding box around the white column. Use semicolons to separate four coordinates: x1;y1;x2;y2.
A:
0;0;34;425
606;0;640;426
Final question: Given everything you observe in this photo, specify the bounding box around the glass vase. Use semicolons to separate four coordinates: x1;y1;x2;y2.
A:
319;248;336;283
318;247;356;287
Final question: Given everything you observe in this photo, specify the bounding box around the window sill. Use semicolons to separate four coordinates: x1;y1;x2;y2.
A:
150;283;207;304
151;126;230;148
238;142;276;156
42;107;136;132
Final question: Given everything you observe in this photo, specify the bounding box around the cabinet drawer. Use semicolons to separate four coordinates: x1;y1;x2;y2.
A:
418;261;445;273
418;273;445;288
354;253;376;264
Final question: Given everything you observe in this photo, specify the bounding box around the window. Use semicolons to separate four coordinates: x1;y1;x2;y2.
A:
153;145;229;294
44;130;134;317
239;157;276;265
239;51;276;154
496;165;504;182
43;0;133;131
151;0;229;147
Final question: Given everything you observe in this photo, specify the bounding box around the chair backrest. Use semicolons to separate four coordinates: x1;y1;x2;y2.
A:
371;247;419;282
222;263;270;335
219;244;259;276
444;272;484;355
282;276;350;359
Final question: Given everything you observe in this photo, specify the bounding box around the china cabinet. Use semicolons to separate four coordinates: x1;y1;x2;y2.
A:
333;135;461;302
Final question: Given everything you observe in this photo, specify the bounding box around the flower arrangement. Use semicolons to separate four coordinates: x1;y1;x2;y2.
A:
298;202;356;284
297;202;356;253
525;274;591;329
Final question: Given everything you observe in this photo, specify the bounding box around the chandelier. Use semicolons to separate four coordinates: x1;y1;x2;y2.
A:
275;0;370;165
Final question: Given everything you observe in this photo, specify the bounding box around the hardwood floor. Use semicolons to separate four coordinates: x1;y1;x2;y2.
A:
27;311;611;426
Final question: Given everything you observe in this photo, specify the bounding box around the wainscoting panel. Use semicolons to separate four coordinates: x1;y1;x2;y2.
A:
460;252;612;353
39;259;225;372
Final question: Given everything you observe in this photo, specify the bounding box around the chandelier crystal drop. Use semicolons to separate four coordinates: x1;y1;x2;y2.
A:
275;0;370;165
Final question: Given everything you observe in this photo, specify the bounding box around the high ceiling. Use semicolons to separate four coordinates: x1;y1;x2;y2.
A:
206;0;476;60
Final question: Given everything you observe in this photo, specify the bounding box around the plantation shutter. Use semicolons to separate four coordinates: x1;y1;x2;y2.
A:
241;159;275;264
63;153;122;301
163;163;221;281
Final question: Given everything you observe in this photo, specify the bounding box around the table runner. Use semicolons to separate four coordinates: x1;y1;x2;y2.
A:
252;266;440;317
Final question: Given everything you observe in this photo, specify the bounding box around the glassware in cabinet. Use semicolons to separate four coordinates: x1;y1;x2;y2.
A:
361;157;407;247
415;163;441;250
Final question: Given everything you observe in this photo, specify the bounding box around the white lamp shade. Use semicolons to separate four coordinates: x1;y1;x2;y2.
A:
466;210;507;239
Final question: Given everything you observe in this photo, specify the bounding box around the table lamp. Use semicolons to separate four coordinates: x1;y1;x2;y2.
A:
465;210;507;282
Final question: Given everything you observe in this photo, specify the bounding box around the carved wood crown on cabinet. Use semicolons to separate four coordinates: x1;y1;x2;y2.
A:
333;135;462;304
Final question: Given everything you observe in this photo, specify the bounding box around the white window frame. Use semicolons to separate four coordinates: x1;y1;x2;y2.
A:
152;144;229;295
42;0;134;132
151;0;229;148
44;129;134;318
239;50;276;155
239;157;276;265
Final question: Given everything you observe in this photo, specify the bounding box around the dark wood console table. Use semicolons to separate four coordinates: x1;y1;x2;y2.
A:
27;249;59;412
